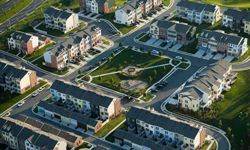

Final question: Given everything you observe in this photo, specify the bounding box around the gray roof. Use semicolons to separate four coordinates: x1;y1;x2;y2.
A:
51;80;114;107
58;131;78;143
33;134;58;150
10;31;33;42
1;120;23;137
41;123;61;135
0;62;29;79
199;30;245;45
113;129;174;150
127;107;200;139
17;128;40;143
179;87;203;101
84;25;101;36
37;101;101;127
44;6;73;20
177;0;216;12
120;2;136;14
224;9;250;21
155;20;193;34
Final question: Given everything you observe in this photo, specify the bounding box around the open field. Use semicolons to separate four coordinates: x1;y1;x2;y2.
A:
0;80;46;114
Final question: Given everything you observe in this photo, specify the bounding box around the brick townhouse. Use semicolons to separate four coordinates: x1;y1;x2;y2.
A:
178;60;237;111
44;6;79;33
79;0;115;14
0;62;37;94
150;20;196;45
49;80;122;120
176;0;222;25
8;31;51;55
115;0;162;25
44;25;101;70
0;118;67;150
113;107;206;150
223;8;250;35
197;30;248;57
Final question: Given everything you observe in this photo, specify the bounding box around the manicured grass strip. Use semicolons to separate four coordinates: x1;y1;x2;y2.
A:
0;80;46;114
163;0;170;6
95;114;125;138
24;43;55;61
233;46;250;63
0;0;32;23
179;40;198;54
139;34;150;42
191;0;250;8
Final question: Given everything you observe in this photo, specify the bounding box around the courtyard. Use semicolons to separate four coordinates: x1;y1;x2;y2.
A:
82;47;190;101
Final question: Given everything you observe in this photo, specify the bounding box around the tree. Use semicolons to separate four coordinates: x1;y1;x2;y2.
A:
227;127;232;135
78;70;82;75
119;43;122;47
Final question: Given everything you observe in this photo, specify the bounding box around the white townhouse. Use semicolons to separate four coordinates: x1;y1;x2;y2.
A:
115;0;162;25
49;80;122;120
178;60;237;111
197;30;248;57
44;6;79;33
124;107;206;150
176;1;222;25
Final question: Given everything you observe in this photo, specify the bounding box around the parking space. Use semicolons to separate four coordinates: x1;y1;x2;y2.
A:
79;11;100;20
213;53;224;60
194;49;206;57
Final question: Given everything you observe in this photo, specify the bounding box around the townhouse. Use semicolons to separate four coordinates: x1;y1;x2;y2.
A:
0;62;37;94
37;101;103;133
223;9;250;34
150;20;196;45
50;80;122;120
178;60;237;111
197;30;248;57
79;0;115;14
44;6;79;33
0;118;67;150
44;25;101;70
115;0;162;25
116;107;206;150
176;1;222;25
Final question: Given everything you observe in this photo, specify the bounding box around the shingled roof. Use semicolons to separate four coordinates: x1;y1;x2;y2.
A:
51;80;114;107
127;107;201;139
44;6;74;20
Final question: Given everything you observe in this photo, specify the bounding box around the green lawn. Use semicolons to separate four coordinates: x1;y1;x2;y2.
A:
116;0;127;7
0;80;46;114
233;46;250;63
0;0;32;23
163;0;171;6
32;57;69;75
88;48;176;98
94;114;125;138
138;34;151;42
191;0;250;8
24;43;55;61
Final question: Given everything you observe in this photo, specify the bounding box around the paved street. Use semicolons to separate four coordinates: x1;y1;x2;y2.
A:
0;0;232;149
0;0;43;33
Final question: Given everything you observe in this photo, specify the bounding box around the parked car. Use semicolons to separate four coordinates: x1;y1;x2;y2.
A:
38;87;44;92
175;56;182;60
17;101;25;107
32;91;39;97
151;50;160;55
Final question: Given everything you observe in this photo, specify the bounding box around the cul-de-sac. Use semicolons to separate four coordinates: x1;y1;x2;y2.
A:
0;0;249;149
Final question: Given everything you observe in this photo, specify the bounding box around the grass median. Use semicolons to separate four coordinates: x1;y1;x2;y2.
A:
94;114;125;138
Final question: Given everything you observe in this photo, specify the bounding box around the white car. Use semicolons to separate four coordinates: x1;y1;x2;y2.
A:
32;91;39;97
38;87;44;92
175;56;182;60
17;101;25;107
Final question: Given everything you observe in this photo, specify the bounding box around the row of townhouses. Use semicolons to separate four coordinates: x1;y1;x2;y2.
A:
0;62;37;94
176;0;222;25
37;100;103;133
115;0;162;25
150;20;196;45
197;30;248;57
44;6;79;33
79;0;115;14
149;20;248;56
49;80;122;121
113;107;206;150
0;118;68;150
8;31;51;55
176;1;250;35
44;25;101;70
178;60;237;111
